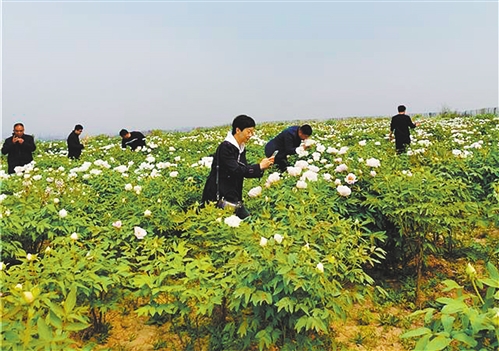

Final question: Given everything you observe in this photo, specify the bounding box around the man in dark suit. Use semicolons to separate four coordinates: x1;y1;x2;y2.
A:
1;123;37;174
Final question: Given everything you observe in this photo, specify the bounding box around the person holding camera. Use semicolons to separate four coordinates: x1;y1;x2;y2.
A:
202;115;274;219
264;124;313;172
1;123;37;174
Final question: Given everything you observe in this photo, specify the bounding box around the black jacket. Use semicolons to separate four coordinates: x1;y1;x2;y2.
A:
202;141;263;204
390;114;416;145
122;131;146;151
67;131;84;159
1;134;36;174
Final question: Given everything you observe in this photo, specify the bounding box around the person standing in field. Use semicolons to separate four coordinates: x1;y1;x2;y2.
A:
67;124;84;159
1;123;37;174
202;115;274;219
119;129;146;151
264;124;313;172
389;105;420;154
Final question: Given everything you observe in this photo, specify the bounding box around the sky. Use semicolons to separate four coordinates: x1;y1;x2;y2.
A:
2;0;498;140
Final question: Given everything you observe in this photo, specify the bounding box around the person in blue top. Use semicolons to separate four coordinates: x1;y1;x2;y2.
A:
389;105;420;154
264;124;312;171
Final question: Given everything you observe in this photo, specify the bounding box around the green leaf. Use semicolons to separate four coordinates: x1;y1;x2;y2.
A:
37;317;52;340
64;285;77;315
425;335;451;351
401;327;432;338
452;332;477;347
441;315;455;334
442;279;462;291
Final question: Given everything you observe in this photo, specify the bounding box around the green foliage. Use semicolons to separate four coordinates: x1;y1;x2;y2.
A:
1;113;498;349
401;262;499;350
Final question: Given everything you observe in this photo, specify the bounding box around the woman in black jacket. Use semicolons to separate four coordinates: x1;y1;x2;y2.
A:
202;115;274;219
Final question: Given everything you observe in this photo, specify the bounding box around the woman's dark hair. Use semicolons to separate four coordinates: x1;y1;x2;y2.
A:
232;115;256;135
299;124;313;136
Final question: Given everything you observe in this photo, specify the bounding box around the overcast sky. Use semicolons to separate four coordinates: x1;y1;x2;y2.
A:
2;0;498;140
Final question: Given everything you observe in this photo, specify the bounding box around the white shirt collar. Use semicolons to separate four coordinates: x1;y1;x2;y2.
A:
224;131;245;153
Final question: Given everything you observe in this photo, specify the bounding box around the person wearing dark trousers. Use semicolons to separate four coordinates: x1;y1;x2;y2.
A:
264;124;312;171
1;123;36;174
119;129;146;151
389;105;420;154
67;124;84;159
202;115;274;219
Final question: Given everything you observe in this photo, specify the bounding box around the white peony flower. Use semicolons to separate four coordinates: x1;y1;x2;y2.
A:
113;220;122;228
0;262;4;271
323;173;332;181
134;226;147;239
344;173;357;185
370;170;377;177
248;186;262;198
316;262;324;273
366;158;381;168
144;209;152;217
53;198;60;204
358;140;367;146
274;233;284;244
260;237;268;247
169;171;179;178
224;215;242;228
337;185;352;197
15;283;23;290
26;253;34;261
334;178;342;186
146;155;156;163
287;166;302;177
267;172;281;184
301;170;318;182
45;246;51;254
70;232;78;240
296;180;308;189
133;185;142;194
335;164;348;173
294;160;309;170
59;209;68;218
125;183;133;191
114;165;128;173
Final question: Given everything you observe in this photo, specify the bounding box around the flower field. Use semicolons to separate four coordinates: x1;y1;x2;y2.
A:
1;113;498;350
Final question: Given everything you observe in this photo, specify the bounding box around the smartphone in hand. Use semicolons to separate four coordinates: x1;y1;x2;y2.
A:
271;150;279;158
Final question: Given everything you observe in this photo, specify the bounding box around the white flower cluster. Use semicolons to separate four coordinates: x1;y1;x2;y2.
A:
248;186;262;198
224;215;242;228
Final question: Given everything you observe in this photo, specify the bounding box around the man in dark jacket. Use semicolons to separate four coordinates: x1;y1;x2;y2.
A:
264;124;312;171
1;123;36;174
67;124;84;159
389;105;420;154
202;115;274;219
120;129;146;151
